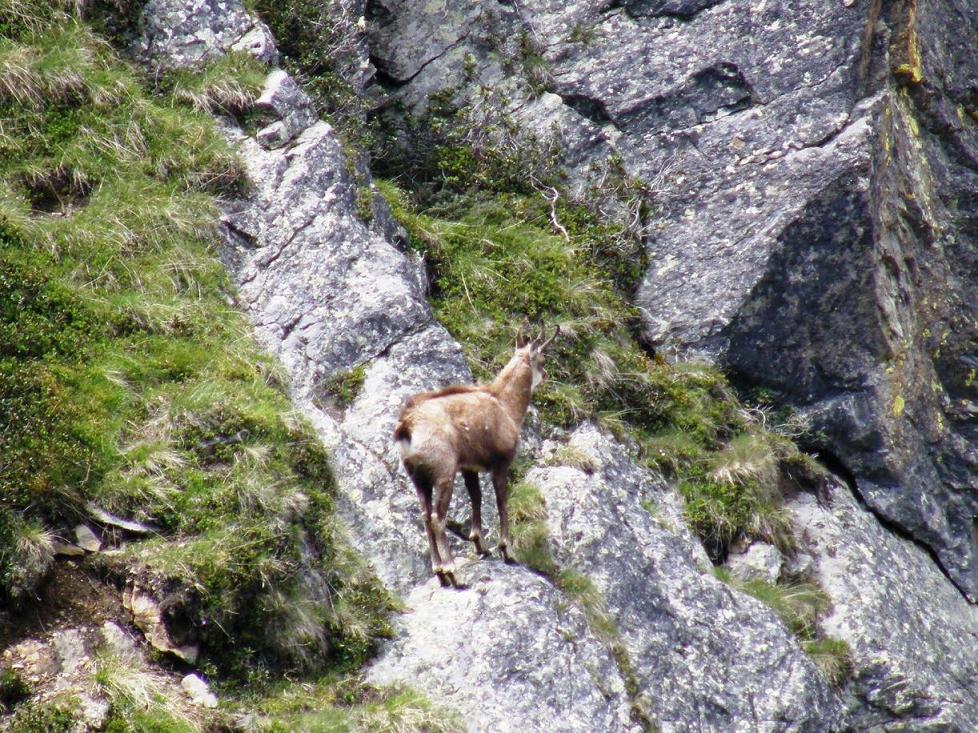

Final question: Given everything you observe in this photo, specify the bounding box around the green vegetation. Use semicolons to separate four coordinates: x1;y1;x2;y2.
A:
803;637;854;688
321;363;368;410
96;650;200;733
235;675;465;732
546;445;598;474
0;667;31;710
508;481;556;576
0;4;393;678
5;697;79;732
713;568;853;686
160;51;267;115
249;0;370;146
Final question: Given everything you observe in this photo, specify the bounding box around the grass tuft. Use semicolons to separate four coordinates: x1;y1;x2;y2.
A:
237;676;465;733
161;52;266;115
803;638;853;688
95;649;200;732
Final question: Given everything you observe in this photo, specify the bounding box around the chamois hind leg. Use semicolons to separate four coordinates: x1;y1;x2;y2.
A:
463;471;489;557
407;466;447;586
492;460;514;563
431;472;459;588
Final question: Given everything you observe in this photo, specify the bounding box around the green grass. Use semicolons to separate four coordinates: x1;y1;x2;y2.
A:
0;6;393;676
803;638;854;688
5;696;79;732
95;649;201;733
159;51;266;115
234;676;465;733
508;481;556;576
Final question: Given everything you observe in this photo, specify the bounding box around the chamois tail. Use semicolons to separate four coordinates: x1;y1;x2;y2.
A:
393;418;412;456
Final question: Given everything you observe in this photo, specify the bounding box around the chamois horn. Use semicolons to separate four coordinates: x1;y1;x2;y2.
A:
536;324;561;351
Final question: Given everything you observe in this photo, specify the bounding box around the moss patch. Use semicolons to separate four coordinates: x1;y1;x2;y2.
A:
321;364;368;410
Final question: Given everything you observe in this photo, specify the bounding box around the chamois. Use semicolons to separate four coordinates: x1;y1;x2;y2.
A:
394;325;559;588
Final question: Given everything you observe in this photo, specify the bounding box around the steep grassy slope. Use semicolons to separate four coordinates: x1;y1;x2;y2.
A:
0;3;397;719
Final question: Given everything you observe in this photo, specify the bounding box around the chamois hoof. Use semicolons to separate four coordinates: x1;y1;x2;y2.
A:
437;568;466;590
499;546;516;564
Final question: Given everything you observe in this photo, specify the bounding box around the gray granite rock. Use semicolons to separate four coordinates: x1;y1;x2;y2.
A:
181;673;219;708
727;541;784;584
528;425;840;732
788;479;978;730
133;0;277;68
367;562;636;733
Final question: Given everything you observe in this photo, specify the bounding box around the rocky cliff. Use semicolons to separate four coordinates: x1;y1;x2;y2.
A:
367;0;978;608
3;0;978;731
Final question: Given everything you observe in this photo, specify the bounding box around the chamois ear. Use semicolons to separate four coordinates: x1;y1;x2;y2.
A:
515;317;532;348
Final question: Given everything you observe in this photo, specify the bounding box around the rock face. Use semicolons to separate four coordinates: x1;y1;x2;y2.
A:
789;479;978;730
530;425;838;732
368;563;636;733
133;0;278;68
1;622;195;731
365;0;978;607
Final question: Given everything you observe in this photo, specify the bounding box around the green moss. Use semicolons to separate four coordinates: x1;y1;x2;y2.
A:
321;364;368;409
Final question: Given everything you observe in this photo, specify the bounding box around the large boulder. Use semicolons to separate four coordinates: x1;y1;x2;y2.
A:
528;425;839;732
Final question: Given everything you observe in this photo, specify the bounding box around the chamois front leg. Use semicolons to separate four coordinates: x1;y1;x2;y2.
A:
463;471;489;557
492;460;514;563
432;473;460;588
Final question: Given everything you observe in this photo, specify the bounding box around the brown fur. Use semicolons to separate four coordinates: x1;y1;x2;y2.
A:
394;334;555;588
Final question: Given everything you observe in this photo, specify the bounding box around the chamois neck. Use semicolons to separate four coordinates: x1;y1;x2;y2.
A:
490;352;533;426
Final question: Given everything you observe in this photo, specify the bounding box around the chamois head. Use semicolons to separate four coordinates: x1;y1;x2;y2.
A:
515;322;561;391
